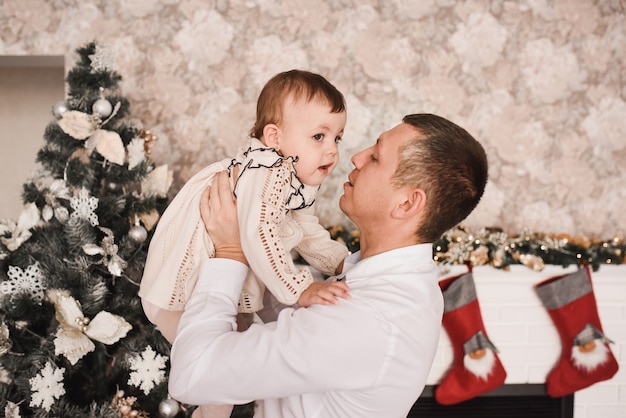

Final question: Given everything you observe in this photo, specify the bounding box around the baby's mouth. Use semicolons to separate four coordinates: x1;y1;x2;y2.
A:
319;163;332;171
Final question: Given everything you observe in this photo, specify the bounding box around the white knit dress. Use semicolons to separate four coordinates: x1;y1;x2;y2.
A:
139;138;349;315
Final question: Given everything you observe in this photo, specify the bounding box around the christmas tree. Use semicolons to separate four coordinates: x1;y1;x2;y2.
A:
0;41;185;417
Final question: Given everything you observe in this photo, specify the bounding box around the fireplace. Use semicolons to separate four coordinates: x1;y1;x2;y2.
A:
409;384;574;417
424;264;625;418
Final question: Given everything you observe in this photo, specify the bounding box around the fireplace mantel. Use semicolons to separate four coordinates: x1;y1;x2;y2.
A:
426;264;625;418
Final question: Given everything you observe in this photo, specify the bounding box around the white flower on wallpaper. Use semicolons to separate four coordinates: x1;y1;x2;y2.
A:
56;4;102;42
518;201;574;234
245;35;309;88
582;97;626;154
174;9;234;71
2;0;52;38
354;23;417;80
520;38;587;104
450;12;508;73
117;0;165;18
488;104;553;164
418;74;465;116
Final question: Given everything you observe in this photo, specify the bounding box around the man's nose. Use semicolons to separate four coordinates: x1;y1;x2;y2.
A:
351;149;366;168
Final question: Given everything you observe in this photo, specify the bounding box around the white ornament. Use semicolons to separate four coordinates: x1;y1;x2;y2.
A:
82;227;127;277
39;179;71;223
53;295;132;365
84;129;125;165
126;137;146;170
128;345;167;395
1;262;44;304
89;44;116;72
128;224;148;244
70;187;99;227
57;110;96;140
0;203;40;251
4;400;21;418
92;98;113;117
158;398;180;418
52;101;69;119
29;362;65;412
0;322;13;355
141;165;173;198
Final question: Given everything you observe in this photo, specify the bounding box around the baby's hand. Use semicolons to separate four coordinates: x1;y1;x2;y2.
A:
297;281;351;307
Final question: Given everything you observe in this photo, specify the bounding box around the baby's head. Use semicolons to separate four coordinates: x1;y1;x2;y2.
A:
251;70;347;187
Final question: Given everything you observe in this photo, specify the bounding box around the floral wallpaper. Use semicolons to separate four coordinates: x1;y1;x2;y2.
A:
1;0;625;240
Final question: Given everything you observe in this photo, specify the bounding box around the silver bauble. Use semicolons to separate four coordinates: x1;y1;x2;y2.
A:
128;225;148;244
92;98;113;117
52;100;69;119
158;398;180;418
106;181;120;192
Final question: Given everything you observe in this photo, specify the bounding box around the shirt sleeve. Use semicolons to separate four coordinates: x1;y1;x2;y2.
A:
292;205;350;276
235;162;314;306
168;258;387;406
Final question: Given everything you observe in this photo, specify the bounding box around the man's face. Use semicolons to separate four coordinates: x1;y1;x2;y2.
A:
339;122;417;227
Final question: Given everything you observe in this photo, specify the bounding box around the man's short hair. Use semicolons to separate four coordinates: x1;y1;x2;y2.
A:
393;114;488;242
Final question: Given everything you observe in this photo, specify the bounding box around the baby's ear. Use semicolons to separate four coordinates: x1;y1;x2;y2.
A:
262;124;280;151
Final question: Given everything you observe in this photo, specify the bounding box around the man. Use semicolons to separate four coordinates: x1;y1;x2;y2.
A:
168;113;488;417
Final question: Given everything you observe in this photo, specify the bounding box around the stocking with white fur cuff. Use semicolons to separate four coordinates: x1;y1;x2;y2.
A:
534;265;618;398
434;270;507;405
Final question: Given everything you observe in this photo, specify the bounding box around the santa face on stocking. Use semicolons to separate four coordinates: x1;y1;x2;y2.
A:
463;330;500;380
535;266;618;398
571;323;614;373
435;271;507;405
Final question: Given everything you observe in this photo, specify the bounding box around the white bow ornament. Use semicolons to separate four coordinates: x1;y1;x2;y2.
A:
53;295;132;365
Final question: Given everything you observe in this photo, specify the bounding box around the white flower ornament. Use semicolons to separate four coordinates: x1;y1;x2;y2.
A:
57;101;124;165
0;203;41;251
82;227;127;277
53;295;132;365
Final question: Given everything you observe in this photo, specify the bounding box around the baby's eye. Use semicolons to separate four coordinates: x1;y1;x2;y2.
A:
335;135;343;144
313;133;324;141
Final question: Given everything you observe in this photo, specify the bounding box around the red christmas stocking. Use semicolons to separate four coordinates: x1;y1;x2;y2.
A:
434;270;507;405
534;265;618;398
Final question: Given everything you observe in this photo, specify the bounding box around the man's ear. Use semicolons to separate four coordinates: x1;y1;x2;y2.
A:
391;188;426;220
262;124;280;150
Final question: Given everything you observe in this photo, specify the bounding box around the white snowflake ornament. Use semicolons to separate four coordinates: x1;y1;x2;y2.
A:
128;346;167;395
29;362;65;412
1;262;45;304
70;187;99;226
89;44;116;72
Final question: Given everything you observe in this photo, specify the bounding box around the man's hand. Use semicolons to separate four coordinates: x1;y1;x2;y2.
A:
297;281;351;307
200;171;248;265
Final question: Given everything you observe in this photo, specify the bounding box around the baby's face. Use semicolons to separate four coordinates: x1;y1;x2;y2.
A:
277;98;346;186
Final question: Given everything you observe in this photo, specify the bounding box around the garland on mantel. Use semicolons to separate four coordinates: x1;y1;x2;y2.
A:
328;225;625;272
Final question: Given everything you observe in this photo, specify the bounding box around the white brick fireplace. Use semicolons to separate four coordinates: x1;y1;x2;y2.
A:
427;264;626;418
